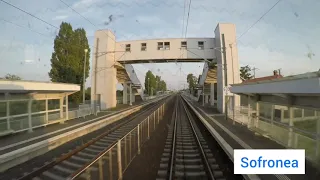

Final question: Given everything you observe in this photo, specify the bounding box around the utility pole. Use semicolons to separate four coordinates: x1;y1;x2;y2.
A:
82;49;88;104
93;38;99;115
148;77;150;96
229;44;236;125
252;67;259;78
221;34;228;120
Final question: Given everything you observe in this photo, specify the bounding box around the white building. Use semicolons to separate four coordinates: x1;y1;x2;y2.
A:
91;23;240;113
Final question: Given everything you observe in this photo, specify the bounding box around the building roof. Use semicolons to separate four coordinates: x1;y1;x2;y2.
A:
242;74;283;84
230;70;320;95
0;80;80;93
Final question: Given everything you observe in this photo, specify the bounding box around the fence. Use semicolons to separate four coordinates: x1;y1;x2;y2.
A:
227;101;320;164
70;102;167;180
0;102;99;135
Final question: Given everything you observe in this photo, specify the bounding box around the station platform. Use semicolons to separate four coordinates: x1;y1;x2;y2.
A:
184;96;320;180
0;103;139;156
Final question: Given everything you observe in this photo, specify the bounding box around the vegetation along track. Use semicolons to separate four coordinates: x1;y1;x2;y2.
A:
16;97;169;180
157;95;227;180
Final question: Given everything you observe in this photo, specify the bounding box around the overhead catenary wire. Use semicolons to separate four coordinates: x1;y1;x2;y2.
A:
0;17;97;51
59;0;128;41
0;18;50;38
0;0;116;52
237;0;282;40
181;0;188;38
0;0;59;29
184;0;192;38
59;0;98;28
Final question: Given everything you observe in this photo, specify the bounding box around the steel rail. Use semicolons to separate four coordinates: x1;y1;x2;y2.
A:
181;96;216;179
168;96;179;180
17;97;168;180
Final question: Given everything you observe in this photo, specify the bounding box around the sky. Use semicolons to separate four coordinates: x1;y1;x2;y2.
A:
0;0;319;90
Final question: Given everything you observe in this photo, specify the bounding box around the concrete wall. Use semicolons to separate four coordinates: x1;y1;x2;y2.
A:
115;38;215;62
215;23;241;113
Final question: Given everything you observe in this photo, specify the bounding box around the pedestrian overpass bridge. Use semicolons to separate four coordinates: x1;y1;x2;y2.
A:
91;23;241;112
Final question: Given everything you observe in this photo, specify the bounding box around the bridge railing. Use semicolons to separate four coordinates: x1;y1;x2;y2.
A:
69;102;167;180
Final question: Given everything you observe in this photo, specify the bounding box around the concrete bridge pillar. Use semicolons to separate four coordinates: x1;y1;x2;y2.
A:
123;83;128;104
91;30;117;110
129;83;132;106
215;23;241;113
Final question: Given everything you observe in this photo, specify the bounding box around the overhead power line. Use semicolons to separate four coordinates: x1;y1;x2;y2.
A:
0;0;100;50
59;0;115;44
0;18;50;38
59;0;97;28
0;0;59;29
237;0;282;40
181;0;187;38
184;0;192;38
0;17;98;50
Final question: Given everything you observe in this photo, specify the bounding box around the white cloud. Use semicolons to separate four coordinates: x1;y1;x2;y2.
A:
135;15;164;25
72;0;102;10
52;15;69;20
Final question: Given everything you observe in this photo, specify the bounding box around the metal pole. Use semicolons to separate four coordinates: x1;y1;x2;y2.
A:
154;112;156;130
222;34;228;120
148;78;150;96
202;85;204;106
94;39;99;115
83;49;88;104
129;132;132;160
109;150;113;180
124;136;127;166
137;125;141;154
147;116;150;139
6;100;10;130
129;83;132;106
230;44;236;125
117;140;122;179
98;158;103;180
28;98;33;132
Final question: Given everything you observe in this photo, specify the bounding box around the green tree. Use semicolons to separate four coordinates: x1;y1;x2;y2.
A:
158;80;167;91
155;75;161;92
144;70;156;96
3;74;22;80
85;87;91;101
49;22;91;104
240;65;253;80
187;73;197;92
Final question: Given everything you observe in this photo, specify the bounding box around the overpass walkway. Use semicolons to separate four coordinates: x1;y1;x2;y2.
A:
184;95;320;180
0;103;138;156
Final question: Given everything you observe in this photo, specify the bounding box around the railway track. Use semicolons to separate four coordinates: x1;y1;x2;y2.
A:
16;97;168;180
157;95;226;180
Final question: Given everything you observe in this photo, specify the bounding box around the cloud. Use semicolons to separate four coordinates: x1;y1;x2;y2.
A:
135;15;164;25
0;0;319;89
72;0;102;10
52;15;69;20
